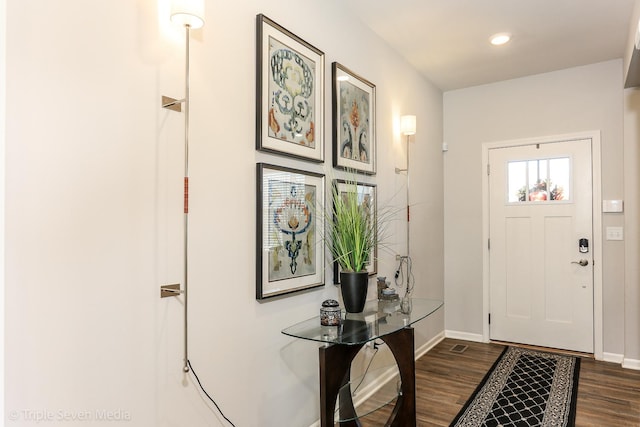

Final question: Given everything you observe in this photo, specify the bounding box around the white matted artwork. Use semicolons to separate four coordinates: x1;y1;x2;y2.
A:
256;14;325;163
256;163;325;299
332;62;376;174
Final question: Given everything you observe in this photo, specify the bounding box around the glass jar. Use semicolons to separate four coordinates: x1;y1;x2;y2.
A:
320;299;341;326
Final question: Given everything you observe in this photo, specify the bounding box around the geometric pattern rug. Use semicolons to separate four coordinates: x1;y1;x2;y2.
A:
450;347;581;427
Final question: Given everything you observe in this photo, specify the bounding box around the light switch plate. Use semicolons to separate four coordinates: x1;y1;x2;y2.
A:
606;226;624;241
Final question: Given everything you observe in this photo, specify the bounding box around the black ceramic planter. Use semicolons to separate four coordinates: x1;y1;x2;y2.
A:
340;271;369;313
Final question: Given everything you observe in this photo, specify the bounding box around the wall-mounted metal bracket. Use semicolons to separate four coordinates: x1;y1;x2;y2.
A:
161;283;183;298
161;96;184;112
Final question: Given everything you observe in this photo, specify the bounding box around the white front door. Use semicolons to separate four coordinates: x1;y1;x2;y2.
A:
489;139;594;353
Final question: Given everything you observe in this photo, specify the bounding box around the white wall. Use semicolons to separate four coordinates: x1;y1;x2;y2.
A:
623;88;640;366
1;0;6;422
623;0;640;83
4;1;444;426
443;60;626;355
623;0;640;366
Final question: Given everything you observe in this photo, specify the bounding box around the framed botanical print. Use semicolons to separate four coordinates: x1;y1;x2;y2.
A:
332;62;376;174
256;163;325;299
256;14;325;163
332;180;377;284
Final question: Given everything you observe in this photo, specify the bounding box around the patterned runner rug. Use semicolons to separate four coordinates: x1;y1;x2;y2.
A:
450;346;581;427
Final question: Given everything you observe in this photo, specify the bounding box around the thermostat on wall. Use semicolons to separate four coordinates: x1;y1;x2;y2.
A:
602;200;624;213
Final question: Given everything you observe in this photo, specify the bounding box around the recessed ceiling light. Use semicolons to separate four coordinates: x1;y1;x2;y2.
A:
490;33;511;46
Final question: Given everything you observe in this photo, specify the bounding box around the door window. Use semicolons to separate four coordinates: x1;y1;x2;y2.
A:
507;157;570;203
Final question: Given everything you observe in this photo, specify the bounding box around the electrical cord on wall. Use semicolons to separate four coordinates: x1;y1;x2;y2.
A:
394;256;415;297
187;360;237;427
351;342;383;396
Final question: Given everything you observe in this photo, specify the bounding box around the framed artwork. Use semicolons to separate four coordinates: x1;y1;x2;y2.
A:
332;62;376;174
256;14;325;163
256;163;325;299
332;180;377;284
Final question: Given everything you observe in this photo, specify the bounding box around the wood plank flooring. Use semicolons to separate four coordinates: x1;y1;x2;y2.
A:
354;338;640;426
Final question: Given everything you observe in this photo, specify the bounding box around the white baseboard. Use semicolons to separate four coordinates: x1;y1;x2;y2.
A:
603;353;640;370
603;352;624;364
416;331;445;359
444;329;485;343
622;357;640;370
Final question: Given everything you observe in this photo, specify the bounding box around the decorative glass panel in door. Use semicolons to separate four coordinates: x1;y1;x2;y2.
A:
507;157;570;203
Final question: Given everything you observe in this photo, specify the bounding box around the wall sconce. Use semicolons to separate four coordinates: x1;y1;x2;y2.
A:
400;115;417;136
170;0;205;29
395;115;416;173
395;115;416;256
159;0;205;374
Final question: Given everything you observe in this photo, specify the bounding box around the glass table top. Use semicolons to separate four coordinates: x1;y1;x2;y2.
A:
281;298;443;345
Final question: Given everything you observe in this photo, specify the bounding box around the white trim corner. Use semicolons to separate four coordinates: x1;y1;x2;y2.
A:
622;357;640;370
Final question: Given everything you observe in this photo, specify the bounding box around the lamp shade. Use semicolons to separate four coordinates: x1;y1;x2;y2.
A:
171;0;205;29
400;115;416;136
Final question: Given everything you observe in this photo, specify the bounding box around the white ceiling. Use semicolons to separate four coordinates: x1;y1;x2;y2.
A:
344;0;637;91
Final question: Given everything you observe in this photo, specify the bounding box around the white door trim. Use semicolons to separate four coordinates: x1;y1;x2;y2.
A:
481;131;603;359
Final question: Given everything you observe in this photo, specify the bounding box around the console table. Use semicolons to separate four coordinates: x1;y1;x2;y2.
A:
282;298;443;426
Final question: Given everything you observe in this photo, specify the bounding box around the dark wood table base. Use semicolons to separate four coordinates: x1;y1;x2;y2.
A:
319;327;416;427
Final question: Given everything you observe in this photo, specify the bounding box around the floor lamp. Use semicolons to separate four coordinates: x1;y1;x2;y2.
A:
159;0;205;374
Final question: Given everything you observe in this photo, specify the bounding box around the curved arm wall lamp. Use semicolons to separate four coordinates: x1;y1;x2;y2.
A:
159;0;205;373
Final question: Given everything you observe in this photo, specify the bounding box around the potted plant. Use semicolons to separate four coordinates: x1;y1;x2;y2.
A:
327;178;377;313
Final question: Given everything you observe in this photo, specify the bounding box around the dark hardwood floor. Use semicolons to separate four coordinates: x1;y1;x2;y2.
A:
354;338;640;426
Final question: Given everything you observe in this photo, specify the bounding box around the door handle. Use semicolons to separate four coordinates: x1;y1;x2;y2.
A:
571;259;589;266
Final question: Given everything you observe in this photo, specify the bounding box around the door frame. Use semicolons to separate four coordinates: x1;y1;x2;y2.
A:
481;131;603;359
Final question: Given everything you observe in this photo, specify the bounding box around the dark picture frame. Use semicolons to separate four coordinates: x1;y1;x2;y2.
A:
332;180;377;284
256;14;325;163
256;163;325;300
332;62;376;174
